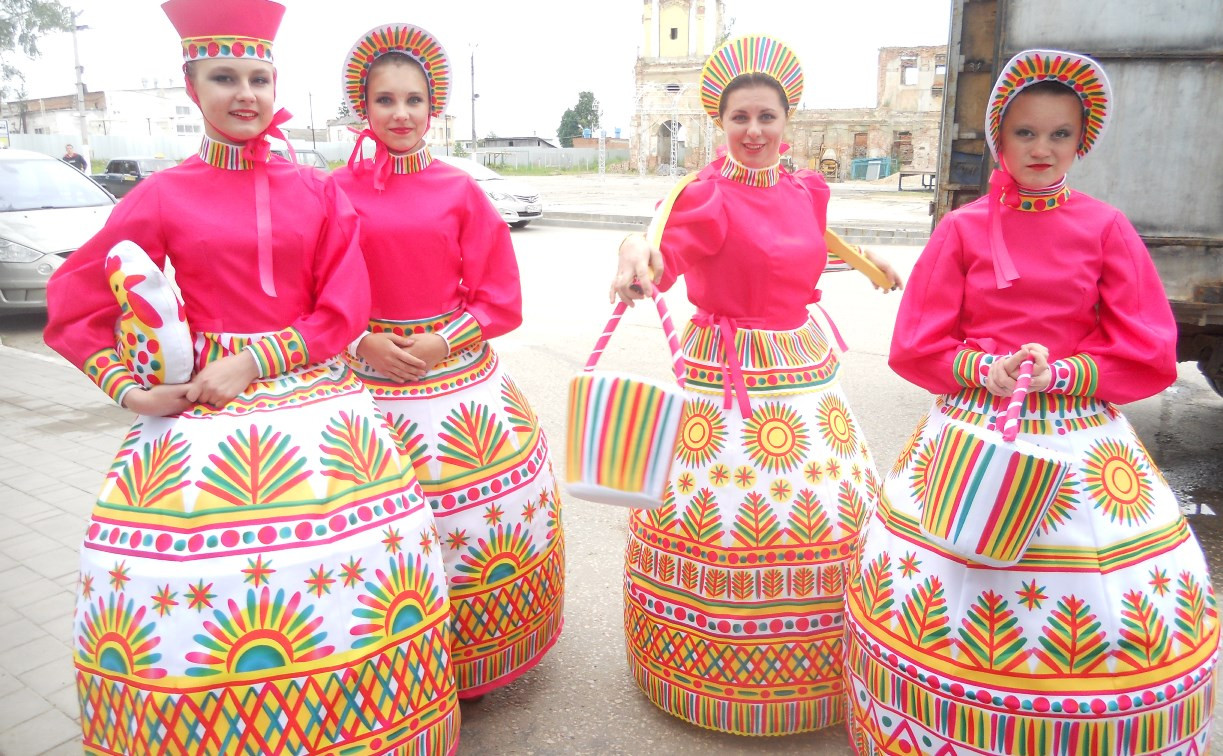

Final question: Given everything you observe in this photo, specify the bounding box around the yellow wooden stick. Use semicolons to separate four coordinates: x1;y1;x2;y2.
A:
824;229;893;289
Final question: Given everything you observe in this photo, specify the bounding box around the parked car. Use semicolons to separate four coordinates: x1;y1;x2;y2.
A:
92;156;178;198
433;154;543;227
0;149;116;313
271;148;330;171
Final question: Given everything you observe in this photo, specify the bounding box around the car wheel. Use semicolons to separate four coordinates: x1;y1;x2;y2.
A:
510;220;530;228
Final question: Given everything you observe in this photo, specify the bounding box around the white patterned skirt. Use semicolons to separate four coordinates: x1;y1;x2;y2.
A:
624;316;881;735
75;332;458;756
845;389;1219;755
347;314;564;697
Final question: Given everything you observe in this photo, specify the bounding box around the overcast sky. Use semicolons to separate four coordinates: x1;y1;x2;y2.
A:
10;0;952;140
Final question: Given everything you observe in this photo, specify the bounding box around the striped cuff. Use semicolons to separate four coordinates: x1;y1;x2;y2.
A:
244;328;308;378
825;249;851;273
952;349;997;389
1047;353;1099;396
84;348;141;406
435;311;483;355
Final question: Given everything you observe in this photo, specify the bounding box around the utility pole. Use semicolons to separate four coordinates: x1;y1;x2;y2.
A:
598;128;606;176
308;91;316;148
470;45;478;163
70;8;89;152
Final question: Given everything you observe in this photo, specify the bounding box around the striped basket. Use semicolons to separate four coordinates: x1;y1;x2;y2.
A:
565;294;686;509
918;359;1072;566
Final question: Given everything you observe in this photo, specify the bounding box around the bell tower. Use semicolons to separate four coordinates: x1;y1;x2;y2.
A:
632;0;725;174
657;0;691;58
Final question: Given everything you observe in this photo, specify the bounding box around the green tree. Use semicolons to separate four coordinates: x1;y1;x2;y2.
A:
1;0;71;97
556;91;601;148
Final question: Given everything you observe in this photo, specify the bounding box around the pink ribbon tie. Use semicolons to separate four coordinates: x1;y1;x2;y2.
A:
694;312;751;417
347;128;393;192
987;169;1022;290
810;290;849;353
243;108;295;299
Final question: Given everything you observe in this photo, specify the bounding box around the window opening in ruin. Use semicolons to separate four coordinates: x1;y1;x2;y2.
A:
901;56;919;86
894;131;914;164
670;27;678;40
933;54;947;93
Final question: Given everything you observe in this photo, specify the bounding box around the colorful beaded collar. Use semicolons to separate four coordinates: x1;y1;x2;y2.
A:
390;146;433;174
720;154;779;188
198;135;255;170
1008;177;1071;212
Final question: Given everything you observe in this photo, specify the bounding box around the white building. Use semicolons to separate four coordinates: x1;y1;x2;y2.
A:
2;86;204;139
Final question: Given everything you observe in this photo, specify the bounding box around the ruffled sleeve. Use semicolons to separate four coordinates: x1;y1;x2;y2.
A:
435;176;522;354
655;176;729;292
244;172;371;377
888;213;988;394
793;169;831;227
44;180;168;405
1050;211;1176;404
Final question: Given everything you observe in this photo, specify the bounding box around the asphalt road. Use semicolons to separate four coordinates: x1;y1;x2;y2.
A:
2;223;1221;754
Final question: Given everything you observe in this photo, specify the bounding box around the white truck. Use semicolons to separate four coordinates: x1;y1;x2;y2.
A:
934;0;1223;394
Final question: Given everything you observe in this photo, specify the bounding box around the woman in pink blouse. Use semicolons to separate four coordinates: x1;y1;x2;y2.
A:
611;35;901;736
332;24;564;700
42;2;458;752
844;50;1218;755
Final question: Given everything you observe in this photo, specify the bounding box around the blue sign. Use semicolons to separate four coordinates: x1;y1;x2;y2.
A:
582;128;592;139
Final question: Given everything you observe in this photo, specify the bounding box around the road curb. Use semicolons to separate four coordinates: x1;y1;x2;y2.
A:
533;212;931;244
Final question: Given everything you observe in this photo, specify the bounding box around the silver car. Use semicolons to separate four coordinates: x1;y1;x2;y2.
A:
434;154;543;228
0;149;116;313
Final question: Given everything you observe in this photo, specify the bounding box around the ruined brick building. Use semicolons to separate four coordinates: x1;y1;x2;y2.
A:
630;0;944;181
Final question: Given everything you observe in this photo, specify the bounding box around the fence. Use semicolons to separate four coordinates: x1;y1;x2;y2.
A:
462;147;631;171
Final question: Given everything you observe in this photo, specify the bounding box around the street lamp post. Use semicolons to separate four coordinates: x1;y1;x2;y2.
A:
470;45;478;163
70;8;89;151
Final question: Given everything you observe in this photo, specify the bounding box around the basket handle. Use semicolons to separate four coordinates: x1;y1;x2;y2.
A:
1000;358;1034;442
584;291;686;388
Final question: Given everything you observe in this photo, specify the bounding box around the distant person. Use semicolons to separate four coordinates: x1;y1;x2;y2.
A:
845;50;1219;754
610;35;902;736
61;143;87;171
332;23;565;700
42;0;458;751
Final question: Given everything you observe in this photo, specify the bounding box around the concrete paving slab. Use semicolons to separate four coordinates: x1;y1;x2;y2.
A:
0;635;71;677
0;708;78;754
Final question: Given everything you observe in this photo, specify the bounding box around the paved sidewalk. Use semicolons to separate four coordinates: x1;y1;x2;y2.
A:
0;345;129;755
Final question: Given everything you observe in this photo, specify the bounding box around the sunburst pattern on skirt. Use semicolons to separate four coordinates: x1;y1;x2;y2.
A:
75;332;458;755
845;389;1219;755
349;313;565;696
625;317;880;735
